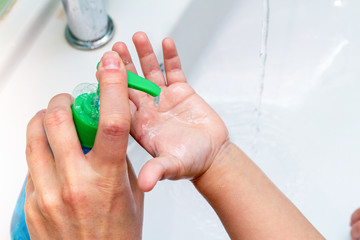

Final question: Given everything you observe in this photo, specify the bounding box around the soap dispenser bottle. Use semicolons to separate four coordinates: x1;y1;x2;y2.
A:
10;67;161;239
10;83;100;240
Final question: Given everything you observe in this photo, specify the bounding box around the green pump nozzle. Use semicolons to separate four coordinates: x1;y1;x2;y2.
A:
72;63;161;148
96;62;161;97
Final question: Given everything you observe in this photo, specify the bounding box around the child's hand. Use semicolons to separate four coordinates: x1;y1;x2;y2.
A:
112;32;228;191
351;208;360;240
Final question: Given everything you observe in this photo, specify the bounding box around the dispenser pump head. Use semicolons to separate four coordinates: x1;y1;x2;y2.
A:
72;62;161;148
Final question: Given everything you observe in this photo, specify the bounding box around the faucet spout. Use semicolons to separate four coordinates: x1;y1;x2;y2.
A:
61;0;115;50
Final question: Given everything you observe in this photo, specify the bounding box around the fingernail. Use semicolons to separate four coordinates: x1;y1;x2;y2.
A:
102;52;120;69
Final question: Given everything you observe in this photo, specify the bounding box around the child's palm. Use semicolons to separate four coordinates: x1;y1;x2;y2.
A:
112;33;228;191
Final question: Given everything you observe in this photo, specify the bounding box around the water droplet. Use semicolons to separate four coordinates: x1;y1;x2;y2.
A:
154;96;160;108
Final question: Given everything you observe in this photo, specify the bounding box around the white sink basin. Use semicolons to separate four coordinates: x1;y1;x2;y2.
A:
1;0;360;239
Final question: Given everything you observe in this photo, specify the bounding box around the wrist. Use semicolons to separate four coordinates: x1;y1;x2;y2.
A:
192;141;242;191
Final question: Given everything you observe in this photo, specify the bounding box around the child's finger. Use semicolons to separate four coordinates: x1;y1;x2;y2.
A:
351;208;360;226
137;154;180;192
112;42;138;74
351;221;360;240
112;41;146;107
162;37;187;85
132;32;166;87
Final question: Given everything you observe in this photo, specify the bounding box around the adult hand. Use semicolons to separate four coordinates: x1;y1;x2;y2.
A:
112;32;229;191
24;52;143;240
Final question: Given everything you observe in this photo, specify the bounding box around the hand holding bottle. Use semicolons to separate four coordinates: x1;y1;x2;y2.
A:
24;52;143;240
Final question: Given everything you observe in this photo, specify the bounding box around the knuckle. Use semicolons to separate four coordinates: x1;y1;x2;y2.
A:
99;75;125;86
25;138;48;158
50;93;72;102
101;117;130;138
175;158;186;179
61;183;86;207
25;142;32;158
24;201;36;226
36;192;61;217
24;195;47;228
24;196;34;217
44;107;71;129
25;178;33;195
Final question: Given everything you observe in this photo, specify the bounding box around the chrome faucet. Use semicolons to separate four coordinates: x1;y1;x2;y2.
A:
61;0;115;50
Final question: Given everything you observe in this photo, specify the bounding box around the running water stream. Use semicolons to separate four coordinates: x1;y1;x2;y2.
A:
252;0;270;150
